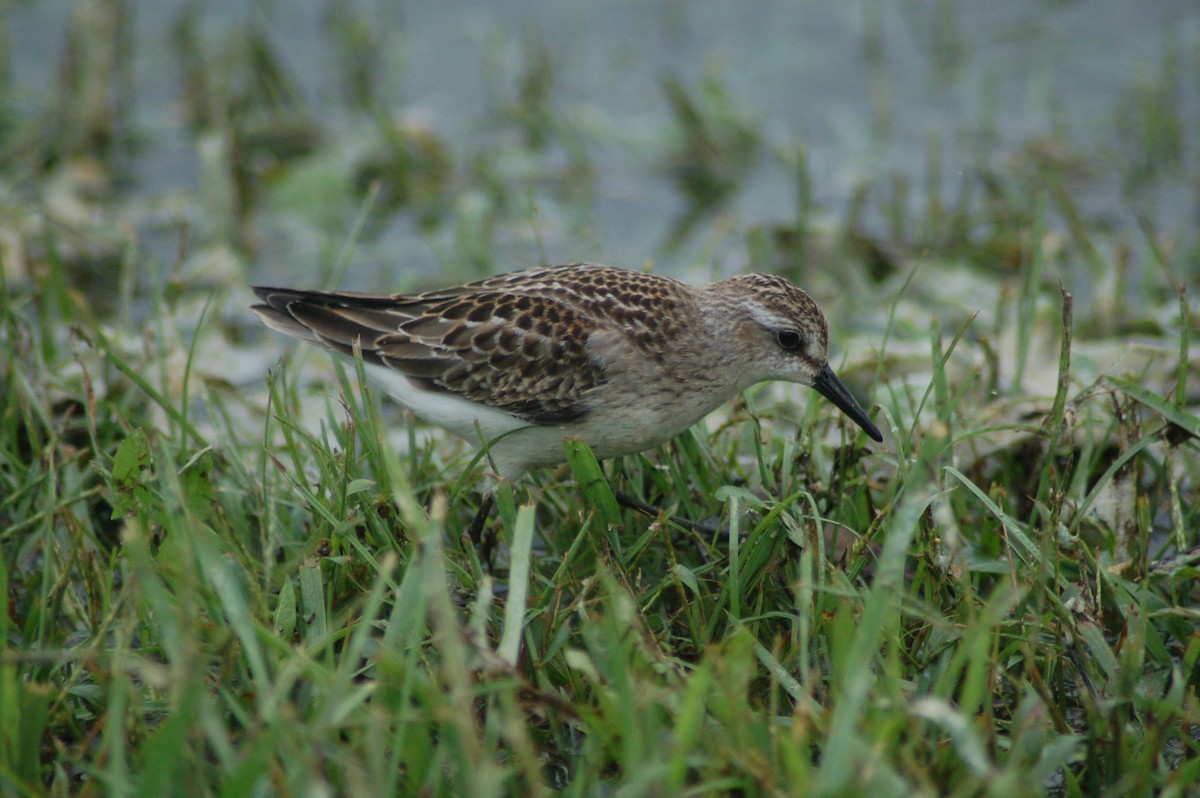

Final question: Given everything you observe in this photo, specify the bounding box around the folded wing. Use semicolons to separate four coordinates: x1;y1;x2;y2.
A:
252;286;606;424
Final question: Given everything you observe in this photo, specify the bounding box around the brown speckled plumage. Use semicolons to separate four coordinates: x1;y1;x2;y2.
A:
254;264;699;424
253;262;880;480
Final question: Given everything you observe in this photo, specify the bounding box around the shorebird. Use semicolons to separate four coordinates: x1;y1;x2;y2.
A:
253;263;882;531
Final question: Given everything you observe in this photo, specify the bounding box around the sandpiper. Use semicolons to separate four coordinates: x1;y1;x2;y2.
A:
253;263;882;490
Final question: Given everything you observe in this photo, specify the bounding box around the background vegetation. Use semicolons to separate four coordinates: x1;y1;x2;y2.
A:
2;1;1198;795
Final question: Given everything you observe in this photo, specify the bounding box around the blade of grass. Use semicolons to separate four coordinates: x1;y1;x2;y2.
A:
1107;376;1200;439
816;482;930;794
1014;194;1047;390
1175;282;1190;410
907;311;977;443
498;504;536;666
81;324;208;447
944;466;1047;576
563;437;620;526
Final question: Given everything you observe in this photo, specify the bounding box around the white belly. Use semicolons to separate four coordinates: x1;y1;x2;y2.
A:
364;362;736;480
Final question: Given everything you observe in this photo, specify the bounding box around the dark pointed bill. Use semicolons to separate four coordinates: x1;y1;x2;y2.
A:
810;363;883;442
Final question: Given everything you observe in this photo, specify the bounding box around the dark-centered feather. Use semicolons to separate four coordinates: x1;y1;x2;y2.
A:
253;264;699;425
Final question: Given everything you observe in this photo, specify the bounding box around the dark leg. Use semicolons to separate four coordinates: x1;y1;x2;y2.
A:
615;492;720;536
464;492;499;566
466;491;495;540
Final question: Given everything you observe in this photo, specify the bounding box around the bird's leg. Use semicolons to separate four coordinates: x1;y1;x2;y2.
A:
615;492;720;537
461;460;507;564
466;491;495;539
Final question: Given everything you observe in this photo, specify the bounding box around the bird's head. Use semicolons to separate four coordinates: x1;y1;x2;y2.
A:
707;273;883;442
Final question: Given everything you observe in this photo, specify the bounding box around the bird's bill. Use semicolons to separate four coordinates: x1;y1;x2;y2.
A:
811;363;883;442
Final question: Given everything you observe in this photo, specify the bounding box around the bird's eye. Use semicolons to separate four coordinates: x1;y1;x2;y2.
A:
775;329;804;351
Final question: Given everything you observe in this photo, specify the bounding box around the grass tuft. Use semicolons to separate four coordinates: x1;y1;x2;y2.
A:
2;6;1199;794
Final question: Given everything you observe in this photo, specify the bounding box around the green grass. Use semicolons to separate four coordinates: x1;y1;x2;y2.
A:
2;216;1199;796
3;3;1200;796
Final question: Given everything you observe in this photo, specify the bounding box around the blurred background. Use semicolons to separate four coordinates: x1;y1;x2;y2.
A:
4;0;1197;288
2;0;1198;424
6;5;1200;792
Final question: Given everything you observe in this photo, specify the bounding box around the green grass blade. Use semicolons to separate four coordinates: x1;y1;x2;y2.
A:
498;504;536;666
563;437;621;526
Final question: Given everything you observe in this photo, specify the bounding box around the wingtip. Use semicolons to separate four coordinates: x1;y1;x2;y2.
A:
252;286;307;309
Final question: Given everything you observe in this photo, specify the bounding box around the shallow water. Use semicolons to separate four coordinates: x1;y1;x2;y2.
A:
8;0;1197;290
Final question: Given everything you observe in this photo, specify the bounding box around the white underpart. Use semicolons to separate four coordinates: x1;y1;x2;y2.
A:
363;363;529;443
365;362;562;481
363;355;735;481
